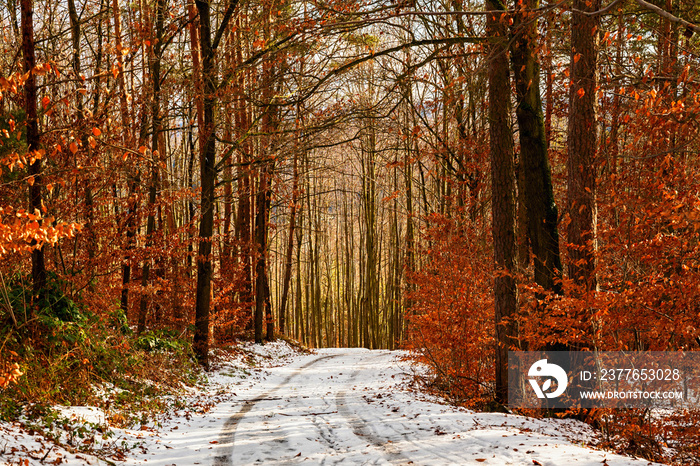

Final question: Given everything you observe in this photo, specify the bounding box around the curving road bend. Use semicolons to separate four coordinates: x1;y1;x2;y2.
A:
205;349;651;466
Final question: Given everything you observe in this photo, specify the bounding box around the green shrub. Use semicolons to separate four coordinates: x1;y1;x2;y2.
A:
136;328;189;353
0;272;199;426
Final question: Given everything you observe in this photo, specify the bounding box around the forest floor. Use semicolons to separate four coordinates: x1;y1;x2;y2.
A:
0;342;660;465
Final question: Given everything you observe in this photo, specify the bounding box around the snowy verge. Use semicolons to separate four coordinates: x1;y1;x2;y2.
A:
0;341;301;465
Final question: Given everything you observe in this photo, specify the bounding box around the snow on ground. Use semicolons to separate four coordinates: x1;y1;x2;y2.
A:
1;343;661;465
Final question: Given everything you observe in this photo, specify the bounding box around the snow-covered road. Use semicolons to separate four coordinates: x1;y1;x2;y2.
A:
1;345;661;465
194;348;655;466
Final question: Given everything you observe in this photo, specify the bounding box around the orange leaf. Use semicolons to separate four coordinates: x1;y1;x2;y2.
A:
69;142;78;154
576;87;585;98
92;127;101;137
41;96;50;109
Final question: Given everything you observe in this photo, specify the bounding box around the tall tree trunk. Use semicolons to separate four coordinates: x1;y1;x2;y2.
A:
21;0;46;297
294;203;304;341
138;0;165;334
279;135;299;335
233;14;253;331
510;0;563;294
361;111;379;349
221;26;234;272
255;11;275;343
194;0;216;367
254;166;269;343
193;0;238;364
567;0;600;297
487;0;517;405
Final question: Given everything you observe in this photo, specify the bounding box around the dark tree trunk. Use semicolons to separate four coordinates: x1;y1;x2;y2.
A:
510;0;563;294
487;0;518;405
21;0;46;297
194;0;216;367
567;0;600;296
67;0;96;268
138;0;165;334
120;178;139;314
254;168;268;343
193;0;238;365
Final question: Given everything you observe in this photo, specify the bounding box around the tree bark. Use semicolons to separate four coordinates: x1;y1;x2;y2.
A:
254;166;269;343
567;0;600;296
486;0;517;405
510;0;563;294
194;0;216;367
279;137;299;335
67;0;97;269
21;0;46;297
115;0;138;315
255;11;276;343
138;0;165;334
193;0;238;364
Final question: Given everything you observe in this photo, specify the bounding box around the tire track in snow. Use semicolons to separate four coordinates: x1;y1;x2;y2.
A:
335;352;412;465
342;355;479;465
212;354;339;466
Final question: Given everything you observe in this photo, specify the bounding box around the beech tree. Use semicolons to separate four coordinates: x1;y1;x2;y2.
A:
511;0;562;294
20;0;46;297
486;0;517;405
193;0;238;366
567;0;601;298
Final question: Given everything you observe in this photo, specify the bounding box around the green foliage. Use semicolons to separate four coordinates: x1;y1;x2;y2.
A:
109;306;131;335
2;273;89;354
136;328;189;353
5;272;84;324
0;109;28;159
0;273;200;432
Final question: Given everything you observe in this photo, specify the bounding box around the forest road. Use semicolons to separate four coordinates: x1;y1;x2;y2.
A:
204;348;655;466
211;349;460;466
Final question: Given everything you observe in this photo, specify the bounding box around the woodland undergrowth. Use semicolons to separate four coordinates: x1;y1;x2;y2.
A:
0;272;203;460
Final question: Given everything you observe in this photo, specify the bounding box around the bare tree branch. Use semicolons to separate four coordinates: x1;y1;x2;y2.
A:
633;0;700;35
212;0;240;51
